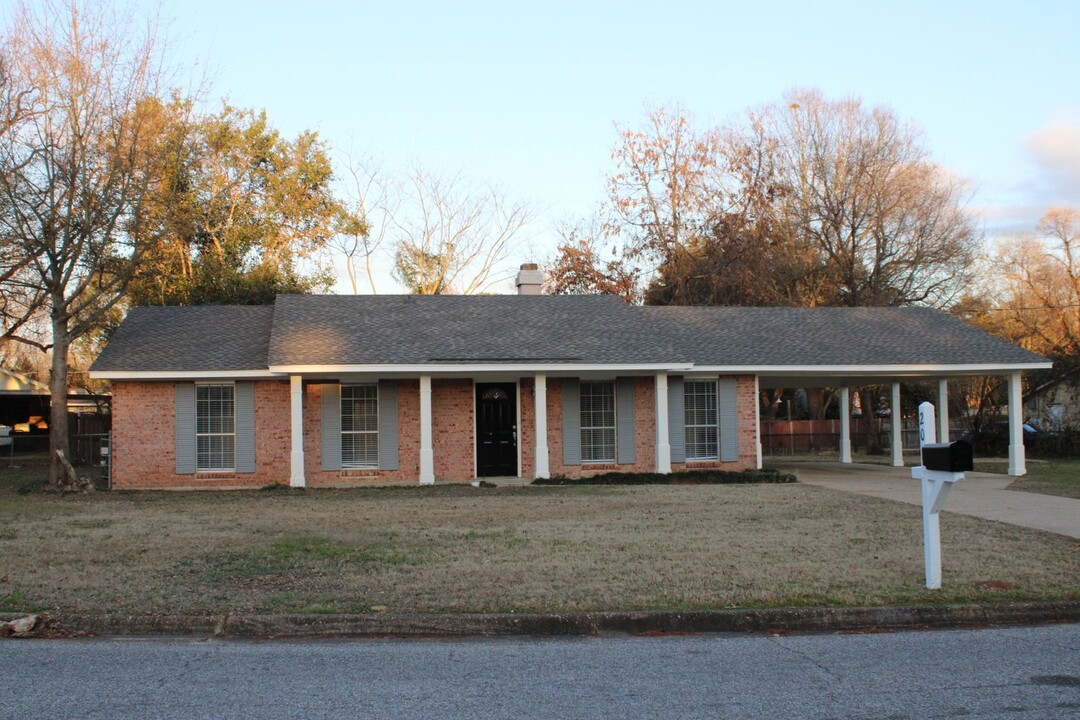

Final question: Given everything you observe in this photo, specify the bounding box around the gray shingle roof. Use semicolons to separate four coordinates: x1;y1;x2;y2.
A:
647;306;1045;366
91;296;1048;373
91;305;275;372
267;294;685;366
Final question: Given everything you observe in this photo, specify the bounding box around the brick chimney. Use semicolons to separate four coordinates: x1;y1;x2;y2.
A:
515;263;543;295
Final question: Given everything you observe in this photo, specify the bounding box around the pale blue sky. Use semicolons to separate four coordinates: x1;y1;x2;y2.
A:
79;1;1080;289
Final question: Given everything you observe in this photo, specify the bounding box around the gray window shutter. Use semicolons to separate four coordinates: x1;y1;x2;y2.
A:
562;378;581;466
235;382;256;473
668;376;685;463
616;377;636;465
175;384;195;475
321;383;341;471
719;377;739;462
378;381;398;471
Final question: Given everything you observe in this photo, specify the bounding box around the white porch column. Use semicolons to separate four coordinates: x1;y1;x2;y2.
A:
1007;371;1026;477
890;382;904;467
534;374;549;479
839;386;852;464
937;378;950;443
754;375;763;469
655;372;671;473
419;375;435;484
289;375;305;488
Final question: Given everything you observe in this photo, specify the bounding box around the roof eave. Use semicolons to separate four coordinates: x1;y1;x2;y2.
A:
89;369;279;380
267;362;695;375
722;361;1053;376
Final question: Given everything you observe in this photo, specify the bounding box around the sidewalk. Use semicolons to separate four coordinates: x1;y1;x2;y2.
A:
772;462;1080;539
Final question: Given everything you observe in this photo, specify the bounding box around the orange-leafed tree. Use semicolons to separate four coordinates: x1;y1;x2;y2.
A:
544;219;640;302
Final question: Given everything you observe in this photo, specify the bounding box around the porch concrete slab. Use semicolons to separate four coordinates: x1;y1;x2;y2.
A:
479;476;532;487
770;462;1080;540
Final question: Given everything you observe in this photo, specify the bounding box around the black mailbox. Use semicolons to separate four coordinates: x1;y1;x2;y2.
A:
921;440;973;473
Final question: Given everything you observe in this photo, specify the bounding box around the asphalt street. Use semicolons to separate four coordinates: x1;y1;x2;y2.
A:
2;624;1078;719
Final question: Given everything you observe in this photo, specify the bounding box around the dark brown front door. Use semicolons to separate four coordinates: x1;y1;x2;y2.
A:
476;383;517;477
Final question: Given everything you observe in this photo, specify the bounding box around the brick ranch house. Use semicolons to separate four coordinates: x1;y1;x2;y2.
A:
90;267;1050;489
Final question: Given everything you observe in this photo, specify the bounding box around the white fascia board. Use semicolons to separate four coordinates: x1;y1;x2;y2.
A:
694;362;1053;375
90;369;280;380
268;363;695;375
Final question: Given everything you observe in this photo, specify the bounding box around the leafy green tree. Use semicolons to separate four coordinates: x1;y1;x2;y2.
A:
128;102;353;306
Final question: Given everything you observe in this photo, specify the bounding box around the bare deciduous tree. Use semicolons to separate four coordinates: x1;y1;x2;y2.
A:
751;89;980;307
996;206;1080;361
0;0;173;486
590;92;980;309
605;104;723;269
330;153;394;294
390;168;532;295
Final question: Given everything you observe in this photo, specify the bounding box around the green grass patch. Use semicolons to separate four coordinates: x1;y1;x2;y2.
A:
458;527;527;549
67;518;114;530
532;468;797;486
0;590;49;613
1004;459;1080;499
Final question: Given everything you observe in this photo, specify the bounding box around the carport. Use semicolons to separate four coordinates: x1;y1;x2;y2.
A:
0;368;50;431
655;306;1053;479
757;366;1044;476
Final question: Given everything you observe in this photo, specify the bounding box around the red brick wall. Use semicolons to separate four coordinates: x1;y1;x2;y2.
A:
547;376;660;478
109;373;760;489
111;381;175;489
519;378;535;477
304;380;421;487
432;379;475;482
544;375;756;478
252;380;291;485
111;380;291;490
670;375;758;473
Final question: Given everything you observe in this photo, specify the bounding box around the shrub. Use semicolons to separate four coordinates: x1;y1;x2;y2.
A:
531;468;797;486
260;483;304;493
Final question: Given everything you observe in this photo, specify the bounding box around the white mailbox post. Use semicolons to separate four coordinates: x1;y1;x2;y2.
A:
910;401;967;589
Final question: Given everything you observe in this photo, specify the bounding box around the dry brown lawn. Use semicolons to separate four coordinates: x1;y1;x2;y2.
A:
0;476;1076;616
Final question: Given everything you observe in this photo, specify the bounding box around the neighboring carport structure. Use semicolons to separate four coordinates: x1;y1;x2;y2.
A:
651;306;1053;476
0;367;50;430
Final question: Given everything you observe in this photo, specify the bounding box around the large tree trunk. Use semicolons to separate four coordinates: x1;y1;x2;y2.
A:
48;317;70;488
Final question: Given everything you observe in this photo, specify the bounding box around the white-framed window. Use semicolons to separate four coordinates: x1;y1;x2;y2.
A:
580;380;616;463
684;379;718;461
341;384;379;469
196;383;235;471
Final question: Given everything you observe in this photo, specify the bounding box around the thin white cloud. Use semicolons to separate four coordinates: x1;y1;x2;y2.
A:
1025;118;1080;201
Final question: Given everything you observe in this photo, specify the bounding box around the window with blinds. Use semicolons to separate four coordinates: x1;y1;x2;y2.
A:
580;380;616;463
684;379;718;461
196;384;235;471
341;384;379;468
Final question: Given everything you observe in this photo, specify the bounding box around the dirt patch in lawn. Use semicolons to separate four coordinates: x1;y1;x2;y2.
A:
0;483;1076;615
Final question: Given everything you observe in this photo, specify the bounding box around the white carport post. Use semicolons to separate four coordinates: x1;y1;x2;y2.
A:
655;372;671;473
839;386;852;464
419;375;435;484
1007;371;1026;477
289;375;305;487
937;378;950;443
534;374;550;479
890;382;904;467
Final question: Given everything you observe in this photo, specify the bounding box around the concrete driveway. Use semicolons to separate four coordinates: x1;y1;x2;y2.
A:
770;461;1080;539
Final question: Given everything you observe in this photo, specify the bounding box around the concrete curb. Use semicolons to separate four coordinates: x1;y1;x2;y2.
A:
39;601;1080;639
